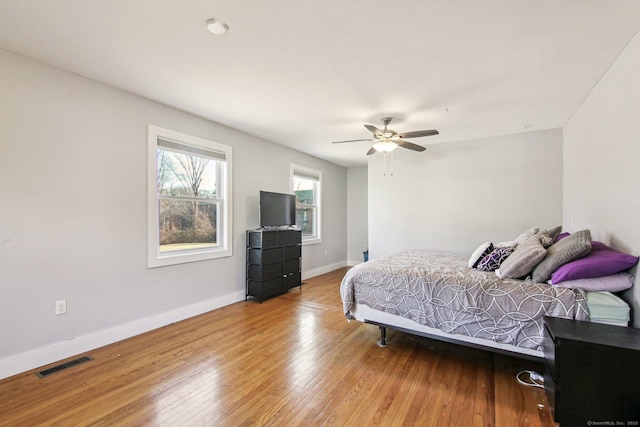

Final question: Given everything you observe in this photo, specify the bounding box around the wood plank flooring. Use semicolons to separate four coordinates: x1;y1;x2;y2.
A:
0;268;557;426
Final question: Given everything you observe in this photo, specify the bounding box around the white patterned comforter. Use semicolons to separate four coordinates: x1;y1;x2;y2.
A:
340;251;589;350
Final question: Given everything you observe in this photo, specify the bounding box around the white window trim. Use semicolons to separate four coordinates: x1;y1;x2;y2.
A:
290;163;322;245
148;125;233;267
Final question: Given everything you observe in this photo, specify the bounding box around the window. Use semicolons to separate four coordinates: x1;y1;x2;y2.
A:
291;164;322;244
148;125;232;267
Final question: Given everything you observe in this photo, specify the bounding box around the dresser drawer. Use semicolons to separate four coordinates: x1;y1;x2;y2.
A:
284;271;301;289
248;278;284;300
248;248;282;265
290;230;302;244
276;230;292;246
284;258;300;275
283;245;301;261
248;263;283;281
275;229;302;246
247;230;277;248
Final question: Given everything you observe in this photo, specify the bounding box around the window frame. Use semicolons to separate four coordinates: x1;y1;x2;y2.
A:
148;125;233;268
290;164;322;245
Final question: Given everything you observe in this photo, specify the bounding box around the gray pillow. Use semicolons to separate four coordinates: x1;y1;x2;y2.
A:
535;232;554;248
534;226;562;248
513;227;539;247
531;229;592;283
497;235;547;279
546;225;562;242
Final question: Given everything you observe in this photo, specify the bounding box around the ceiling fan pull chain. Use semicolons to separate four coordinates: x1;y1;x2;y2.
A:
383;152;395;176
383;152;388;175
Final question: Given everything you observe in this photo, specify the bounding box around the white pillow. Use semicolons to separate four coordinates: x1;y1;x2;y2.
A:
469;242;493;268
495;241;517;248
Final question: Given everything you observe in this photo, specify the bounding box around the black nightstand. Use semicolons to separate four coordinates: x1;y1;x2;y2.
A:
543;316;640;426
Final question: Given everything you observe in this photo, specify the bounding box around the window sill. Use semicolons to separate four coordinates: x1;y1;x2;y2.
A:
149;247;232;268
302;237;322;246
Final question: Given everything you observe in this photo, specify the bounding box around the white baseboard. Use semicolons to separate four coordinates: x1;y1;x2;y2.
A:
347;259;363;267
0;290;245;381
302;260;349;281
2;260;355;380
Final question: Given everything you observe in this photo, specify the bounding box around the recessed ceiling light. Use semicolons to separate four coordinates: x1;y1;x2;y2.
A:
206;19;229;35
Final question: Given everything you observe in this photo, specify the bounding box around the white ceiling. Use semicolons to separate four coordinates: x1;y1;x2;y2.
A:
1;1;639;168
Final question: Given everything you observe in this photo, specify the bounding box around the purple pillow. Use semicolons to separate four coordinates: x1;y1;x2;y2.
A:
477;247;515;272
550;241;639;284
551;272;633;292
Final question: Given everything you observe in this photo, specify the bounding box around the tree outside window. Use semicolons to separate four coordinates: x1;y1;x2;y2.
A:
148;125;232;267
157;149;219;252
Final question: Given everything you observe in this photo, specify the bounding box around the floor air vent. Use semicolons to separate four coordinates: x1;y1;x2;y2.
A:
36;356;93;378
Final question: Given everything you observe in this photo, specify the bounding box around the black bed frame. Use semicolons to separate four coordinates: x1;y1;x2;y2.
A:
365;319;544;362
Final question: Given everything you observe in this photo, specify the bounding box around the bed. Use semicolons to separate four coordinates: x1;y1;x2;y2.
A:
340;250;632;361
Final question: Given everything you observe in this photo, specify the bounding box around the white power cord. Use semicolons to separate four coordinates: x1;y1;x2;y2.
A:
516;370;544;388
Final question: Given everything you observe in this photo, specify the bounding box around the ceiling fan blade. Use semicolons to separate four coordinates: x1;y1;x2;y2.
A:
366;147;377;155
398;129;439;139
397;140;426;152
364;124;382;135
331;138;374;144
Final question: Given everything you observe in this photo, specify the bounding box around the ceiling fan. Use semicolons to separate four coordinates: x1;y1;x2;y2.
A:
332;117;439;155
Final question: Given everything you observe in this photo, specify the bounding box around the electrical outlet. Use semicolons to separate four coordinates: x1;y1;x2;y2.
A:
55;299;67;316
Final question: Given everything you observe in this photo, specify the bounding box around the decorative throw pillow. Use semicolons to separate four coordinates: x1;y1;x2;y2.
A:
535;226;562;248
546;225;562;242
496;235;547;279
535;232;554;248
513;227;539;247
477;247;515;272
531;229;592;283
550;272;634;292
468;242;493;268
550;241;639;284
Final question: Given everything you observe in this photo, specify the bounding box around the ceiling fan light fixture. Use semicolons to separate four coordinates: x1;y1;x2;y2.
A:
331;117;437;156
206;19;229;35
373;140;398;153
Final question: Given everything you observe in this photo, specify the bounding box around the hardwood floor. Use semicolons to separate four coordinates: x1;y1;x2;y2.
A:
0;268;557;426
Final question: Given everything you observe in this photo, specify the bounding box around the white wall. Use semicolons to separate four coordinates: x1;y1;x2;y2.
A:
0;49;347;378
347;167;368;265
563;30;640;327
368;129;563;258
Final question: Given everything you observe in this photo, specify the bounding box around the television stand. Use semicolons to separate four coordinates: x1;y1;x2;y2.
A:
246;228;302;302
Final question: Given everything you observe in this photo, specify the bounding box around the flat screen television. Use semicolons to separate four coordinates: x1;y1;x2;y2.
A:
260;191;296;227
